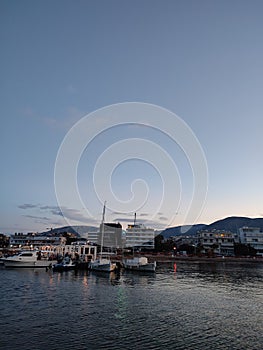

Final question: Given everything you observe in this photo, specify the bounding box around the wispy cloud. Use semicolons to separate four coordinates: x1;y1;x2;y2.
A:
23;106;84;131
50;209;64;217
23;215;50;221
159;216;168;221
111;211;131;216
18;204;39;209
18;203;167;230
112;212;149;218
113;217;134;223
112;217;164;229
18;203;96;226
59;207;89;223
39;205;59;210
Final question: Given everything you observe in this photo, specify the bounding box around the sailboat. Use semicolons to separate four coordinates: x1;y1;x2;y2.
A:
89;202;117;272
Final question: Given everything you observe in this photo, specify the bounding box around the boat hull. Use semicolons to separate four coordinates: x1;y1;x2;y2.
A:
89;260;116;272
122;257;156;272
123;262;156;272
2;259;55;268
52;264;76;272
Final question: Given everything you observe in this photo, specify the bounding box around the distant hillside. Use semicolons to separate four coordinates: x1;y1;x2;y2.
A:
39;216;263;239
41;225;97;237
159;216;263;239
204;216;263;233
160;224;206;238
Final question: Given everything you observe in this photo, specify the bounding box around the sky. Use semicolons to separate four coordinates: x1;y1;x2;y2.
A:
1;0;263;234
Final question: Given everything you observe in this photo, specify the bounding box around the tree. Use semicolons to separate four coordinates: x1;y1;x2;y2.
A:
178;244;195;255
62;232;78;245
154;235;175;252
154;234;164;252
208;243;219;257
234;243;257;257
196;243;204;256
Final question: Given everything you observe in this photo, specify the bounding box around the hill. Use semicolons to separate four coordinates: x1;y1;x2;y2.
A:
39;216;263;239
160;224;207;238
204;216;263;232
159;216;263;239
41;225;97;237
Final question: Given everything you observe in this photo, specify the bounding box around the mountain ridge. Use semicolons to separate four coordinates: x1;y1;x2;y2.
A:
40;225;97;237
39;216;263;238
160;216;263;238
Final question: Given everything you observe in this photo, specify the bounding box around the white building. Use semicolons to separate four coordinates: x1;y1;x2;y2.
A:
59;243;97;261
239;227;263;256
125;224;155;250
86;230;99;245
9;232;66;249
197;229;235;256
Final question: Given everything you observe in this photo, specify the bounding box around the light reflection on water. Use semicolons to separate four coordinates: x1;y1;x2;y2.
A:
0;261;262;350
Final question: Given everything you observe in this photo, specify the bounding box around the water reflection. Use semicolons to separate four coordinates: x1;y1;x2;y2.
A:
114;287;128;321
173;262;177;273
0;262;262;350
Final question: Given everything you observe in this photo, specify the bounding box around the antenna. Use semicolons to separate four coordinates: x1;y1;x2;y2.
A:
101;201;106;224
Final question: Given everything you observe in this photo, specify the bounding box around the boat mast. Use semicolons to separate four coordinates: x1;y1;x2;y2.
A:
100;201;106;259
133;212;137;256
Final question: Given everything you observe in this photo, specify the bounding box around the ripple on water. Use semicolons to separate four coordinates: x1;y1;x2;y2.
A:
0;262;262;350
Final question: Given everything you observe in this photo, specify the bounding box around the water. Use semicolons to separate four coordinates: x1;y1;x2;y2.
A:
0;261;262;350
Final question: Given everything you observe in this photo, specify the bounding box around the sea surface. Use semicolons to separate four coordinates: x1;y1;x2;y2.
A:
0;261;262;350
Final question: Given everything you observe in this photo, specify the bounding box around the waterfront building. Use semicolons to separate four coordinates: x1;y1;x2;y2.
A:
98;222;123;250
197;229;235;256
73;224;123;249
125;223;155;250
86;230;99;245
9;232;66;249
239;227;263;256
58;243;97;261
172;235;197;247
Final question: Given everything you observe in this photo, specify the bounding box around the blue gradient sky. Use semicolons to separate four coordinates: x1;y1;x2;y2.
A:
1;0;263;233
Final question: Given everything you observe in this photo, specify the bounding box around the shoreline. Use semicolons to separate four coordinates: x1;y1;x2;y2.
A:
112;253;263;264
148;255;263;264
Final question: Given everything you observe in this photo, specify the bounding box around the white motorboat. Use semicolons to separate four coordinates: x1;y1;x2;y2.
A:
122;256;156;272
0;250;57;268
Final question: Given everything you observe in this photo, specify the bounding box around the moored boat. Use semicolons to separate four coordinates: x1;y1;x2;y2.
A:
52;256;76;272
89;253;116;272
0;250;57;268
122;256;156;272
89;202;117;272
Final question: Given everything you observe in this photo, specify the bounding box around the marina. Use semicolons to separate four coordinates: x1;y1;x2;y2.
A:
0;243;97;270
0;212;262;350
2;2;263;349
